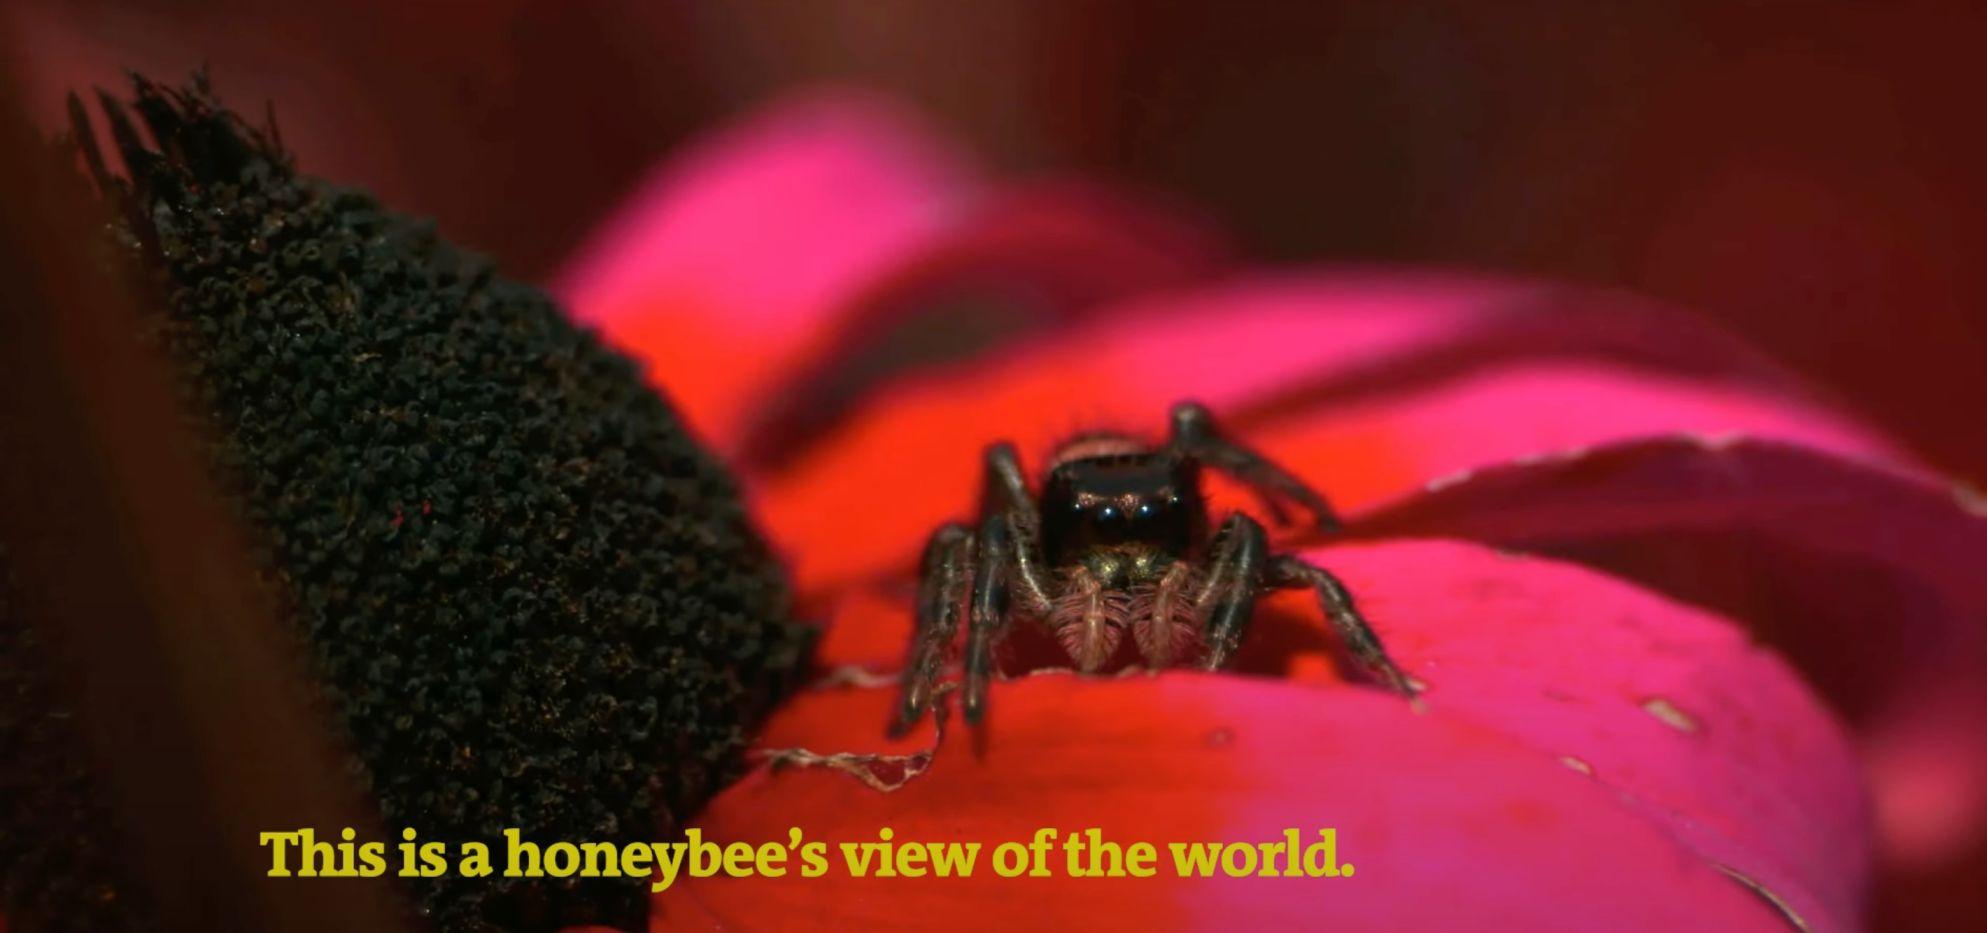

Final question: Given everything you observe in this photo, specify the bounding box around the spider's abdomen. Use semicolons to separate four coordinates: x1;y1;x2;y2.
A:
1039;450;1206;568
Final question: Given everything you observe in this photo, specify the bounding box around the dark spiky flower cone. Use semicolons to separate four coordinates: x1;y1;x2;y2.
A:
0;74;810;932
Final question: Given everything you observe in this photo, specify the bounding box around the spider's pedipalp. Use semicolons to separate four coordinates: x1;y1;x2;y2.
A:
1130;562;1203;668
1049;564;1129;673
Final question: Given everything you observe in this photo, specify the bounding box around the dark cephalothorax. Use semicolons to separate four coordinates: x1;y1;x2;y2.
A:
891;401;1418;733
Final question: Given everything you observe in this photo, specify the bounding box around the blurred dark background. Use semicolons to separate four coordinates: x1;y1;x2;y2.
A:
7;2;1984;482
3;3;1984;928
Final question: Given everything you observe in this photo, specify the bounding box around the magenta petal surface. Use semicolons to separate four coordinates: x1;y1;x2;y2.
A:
749;276;1906;592
555;90;977;334
551;91;979;443
659;542;1865;932
1354;436;1987;868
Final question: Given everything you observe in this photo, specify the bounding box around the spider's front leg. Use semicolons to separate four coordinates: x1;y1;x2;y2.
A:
1192;513;1417;696
1195;511;1270;669
961;512;1012;723
890;443;1055;734
1168;400;1344;532
1268;554;1420;696
964;443;1056;723
891;522;974;735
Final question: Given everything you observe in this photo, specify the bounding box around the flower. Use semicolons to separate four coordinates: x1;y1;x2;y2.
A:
557;91;1987;931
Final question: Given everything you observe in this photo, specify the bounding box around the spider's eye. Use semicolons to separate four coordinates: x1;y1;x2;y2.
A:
1135;502;1158;520
1096;505;1120;523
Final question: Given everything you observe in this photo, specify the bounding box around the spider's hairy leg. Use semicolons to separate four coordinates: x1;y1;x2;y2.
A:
1195;511;1269;669
1167;399;1343;532
963;512;1016;724
890;441;1055;729
890;522;975;736
980;439;1035;516
980;441;1055;612
1268;554;1419;696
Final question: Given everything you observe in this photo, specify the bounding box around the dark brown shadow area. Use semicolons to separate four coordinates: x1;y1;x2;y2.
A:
0;75;416;931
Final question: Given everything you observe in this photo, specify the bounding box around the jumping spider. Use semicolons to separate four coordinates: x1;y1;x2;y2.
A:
891;400;1418;734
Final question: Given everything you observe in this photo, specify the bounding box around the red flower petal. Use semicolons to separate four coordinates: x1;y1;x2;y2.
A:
663;541;1863;931
1352;435;1987;871
730;182;1227;469
749;277;1904;594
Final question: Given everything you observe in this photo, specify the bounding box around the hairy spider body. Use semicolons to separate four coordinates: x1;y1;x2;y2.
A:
890;401;1418;735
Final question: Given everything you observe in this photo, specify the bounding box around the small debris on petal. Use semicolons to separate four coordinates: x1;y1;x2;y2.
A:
1642;697;1700;733
1559;755;1595;776
810;664;899;690
761;746;935;793
1955;481;1987;518
1691;431;1747;452
1423;467;1476;493
1710;863;1811;932
1509;444;1591;469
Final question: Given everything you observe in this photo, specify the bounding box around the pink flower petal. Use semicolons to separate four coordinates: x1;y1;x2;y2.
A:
751;276;1904;594
556;90;977;333
667;541;1863;931
1251;359;1901;518
1352;436;1987;871
554;97;1226;460
553;90;980;442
